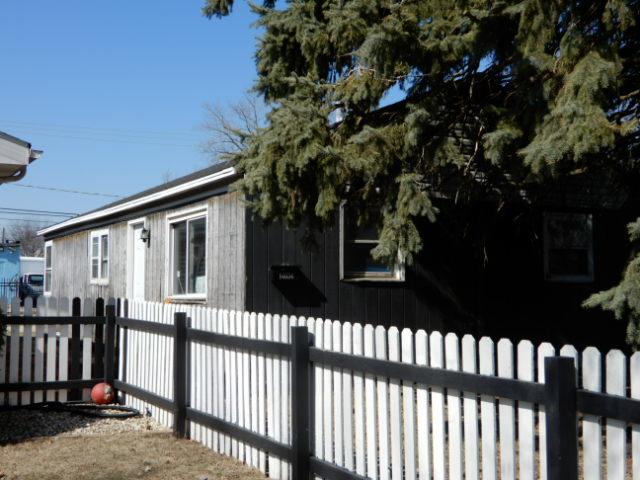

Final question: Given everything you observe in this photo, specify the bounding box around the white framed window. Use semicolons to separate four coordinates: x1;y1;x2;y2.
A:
543;212;594;283
89;229;110;284
340;204;405;282
167;208;207;299
44;240;53;294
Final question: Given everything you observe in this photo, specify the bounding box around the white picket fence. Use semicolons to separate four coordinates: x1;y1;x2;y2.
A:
2;295;640;480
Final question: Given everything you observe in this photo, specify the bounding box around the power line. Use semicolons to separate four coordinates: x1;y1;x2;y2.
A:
8;183;122;198
0;217;57;224
0;130;196;148
0;119;203;139
0;207;77;217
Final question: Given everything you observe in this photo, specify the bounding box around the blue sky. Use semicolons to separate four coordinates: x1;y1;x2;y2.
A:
0;0;259;232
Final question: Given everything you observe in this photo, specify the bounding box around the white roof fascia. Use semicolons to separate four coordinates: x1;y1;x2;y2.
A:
38;166;236;236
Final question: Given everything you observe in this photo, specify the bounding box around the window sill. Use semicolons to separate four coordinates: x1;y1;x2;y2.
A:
166;295;207;305
90;279;109;286
341;276;405;284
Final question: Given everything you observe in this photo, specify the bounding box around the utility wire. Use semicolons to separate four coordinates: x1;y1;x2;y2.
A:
8;183;122;198
0;130;196;148
0;207;77;217
0;217;58;224
0;119;202;139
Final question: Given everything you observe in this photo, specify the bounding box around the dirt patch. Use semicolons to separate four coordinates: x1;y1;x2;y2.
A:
0;432;266;480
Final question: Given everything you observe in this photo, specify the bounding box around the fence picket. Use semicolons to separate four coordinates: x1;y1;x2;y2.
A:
271;314;282;478
582;347;602;480
444;332;463;480
353;323;366;477
479;337;497;480
363;324;378;480
537;342;555;480
415;330;431;480
376;325;391;480
606;349;627;480
388;327;403;480
332;320;344;469
0;298;7;405
242;311;252;462
249;311;258;467
461;335;479;480
82;299;94;401
430;331;446;480
632;352;640;480
401;328;416;480
257;313;267;473
9;297;20;405
517;341;535;480
20;298;33;405
265;313;275;472
57;298;71;402
322;319;334;468
497;339;515;480
45;296;58;402
342;322;355;473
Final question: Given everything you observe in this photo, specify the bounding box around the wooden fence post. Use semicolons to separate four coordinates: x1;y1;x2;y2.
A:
544;356;578;480
173;312;188;438
104;305;116;387
291;326;312;480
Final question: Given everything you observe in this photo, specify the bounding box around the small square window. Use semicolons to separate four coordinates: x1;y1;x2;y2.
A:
340;204;404;281
90;229;109;284
543;212;594;282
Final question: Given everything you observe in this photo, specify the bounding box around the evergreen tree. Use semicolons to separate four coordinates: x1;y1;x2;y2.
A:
204;0;640;345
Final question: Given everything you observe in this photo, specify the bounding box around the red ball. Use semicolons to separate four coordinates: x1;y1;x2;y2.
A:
91;382;115;405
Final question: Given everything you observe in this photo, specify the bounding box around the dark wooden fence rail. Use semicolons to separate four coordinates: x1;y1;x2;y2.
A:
109;313;640;480
5;307;640;480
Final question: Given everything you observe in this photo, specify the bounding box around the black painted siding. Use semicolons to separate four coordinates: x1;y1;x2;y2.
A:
245;206;636;351
245;215;463;333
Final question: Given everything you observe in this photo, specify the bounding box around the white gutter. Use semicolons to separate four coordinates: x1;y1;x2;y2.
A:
38;167;236;236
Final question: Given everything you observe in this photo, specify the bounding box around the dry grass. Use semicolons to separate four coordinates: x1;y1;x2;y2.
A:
0;431;266;480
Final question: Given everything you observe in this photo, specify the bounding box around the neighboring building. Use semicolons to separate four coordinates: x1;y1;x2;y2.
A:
0;131;42;184
38;162;638;350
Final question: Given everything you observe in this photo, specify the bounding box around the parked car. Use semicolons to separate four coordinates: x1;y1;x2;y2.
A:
19;273;43;307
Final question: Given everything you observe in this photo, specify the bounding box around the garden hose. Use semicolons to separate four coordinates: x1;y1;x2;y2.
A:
0;401;141;419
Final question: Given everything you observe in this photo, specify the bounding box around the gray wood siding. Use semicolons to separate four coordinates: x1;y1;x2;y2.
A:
48;191;245;310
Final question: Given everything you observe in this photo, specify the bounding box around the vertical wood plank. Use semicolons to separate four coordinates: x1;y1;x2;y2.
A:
0;297;7;405
342;322;355;473
606;349;627;480
376;325;391;480
497;339;516;480
249;311;259;468
266;313;275;472
257;312;267;473
352;322;366;477
322;319;334;467
415;329;431;480
444;332;463;480
364;324;378;480
229;310;239;459
388;327;403;480
332;320;344;468
582;347;602;480
45;296;58;402
9;297;20;405
537;342;555;480
517;340;535;480
430;331;446;480
21;298;33;405
242;311;252;461
462;335;479;480
479;337;497;480
401;329;416;480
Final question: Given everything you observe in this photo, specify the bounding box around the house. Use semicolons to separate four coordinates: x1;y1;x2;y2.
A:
0;131;42;184
37;161;638;350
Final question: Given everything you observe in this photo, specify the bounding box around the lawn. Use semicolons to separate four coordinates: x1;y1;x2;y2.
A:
0;410;264;480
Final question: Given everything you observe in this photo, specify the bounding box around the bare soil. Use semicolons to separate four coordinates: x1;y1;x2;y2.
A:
0;431;266;480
